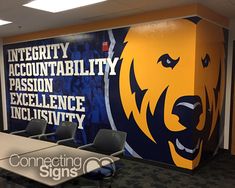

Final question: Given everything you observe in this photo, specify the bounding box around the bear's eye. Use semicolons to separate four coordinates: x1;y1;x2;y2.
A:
201;53;210;68
157;54;180;69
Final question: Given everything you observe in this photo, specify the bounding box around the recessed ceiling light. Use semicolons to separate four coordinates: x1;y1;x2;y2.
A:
0;19;12;26
23;0;107;13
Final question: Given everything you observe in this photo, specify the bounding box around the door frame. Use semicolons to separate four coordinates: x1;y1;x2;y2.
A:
0;84;3;130
230;41;235;155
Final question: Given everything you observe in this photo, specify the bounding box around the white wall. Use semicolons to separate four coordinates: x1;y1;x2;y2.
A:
0;39;8;130
224;19;235;149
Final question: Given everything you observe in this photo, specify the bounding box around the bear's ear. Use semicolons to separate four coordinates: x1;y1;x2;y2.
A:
185;16;202;24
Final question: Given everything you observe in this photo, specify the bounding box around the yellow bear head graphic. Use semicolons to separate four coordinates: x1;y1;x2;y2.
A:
119;19;225;169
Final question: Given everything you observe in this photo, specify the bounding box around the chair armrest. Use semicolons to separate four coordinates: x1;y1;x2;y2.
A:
111;149;125;156
56;138;74;144
29;134;44;139
39;132;55;139
78;143;93;149
11;130;26;135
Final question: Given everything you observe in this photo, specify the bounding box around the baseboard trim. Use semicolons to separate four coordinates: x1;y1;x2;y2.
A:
120;148;230;175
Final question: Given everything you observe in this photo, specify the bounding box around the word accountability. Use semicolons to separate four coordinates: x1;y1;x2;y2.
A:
8;58;118;77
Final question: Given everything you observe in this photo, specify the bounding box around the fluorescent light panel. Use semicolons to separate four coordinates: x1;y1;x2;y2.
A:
0;19;12;26
23;0;107;13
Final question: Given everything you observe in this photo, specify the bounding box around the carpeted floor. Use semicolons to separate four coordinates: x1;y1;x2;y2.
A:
0;151;235;188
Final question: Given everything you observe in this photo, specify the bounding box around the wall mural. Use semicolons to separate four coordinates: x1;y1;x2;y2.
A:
3;17;227;170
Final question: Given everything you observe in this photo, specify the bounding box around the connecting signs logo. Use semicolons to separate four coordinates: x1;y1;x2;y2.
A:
8;154;114;181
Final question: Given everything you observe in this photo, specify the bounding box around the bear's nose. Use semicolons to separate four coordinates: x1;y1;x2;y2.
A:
172;96;202;129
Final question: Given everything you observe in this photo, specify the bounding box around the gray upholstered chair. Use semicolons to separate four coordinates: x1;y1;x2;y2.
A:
79;129;127;180
40;121;77;144
11;119;47;138
79;129;127;156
